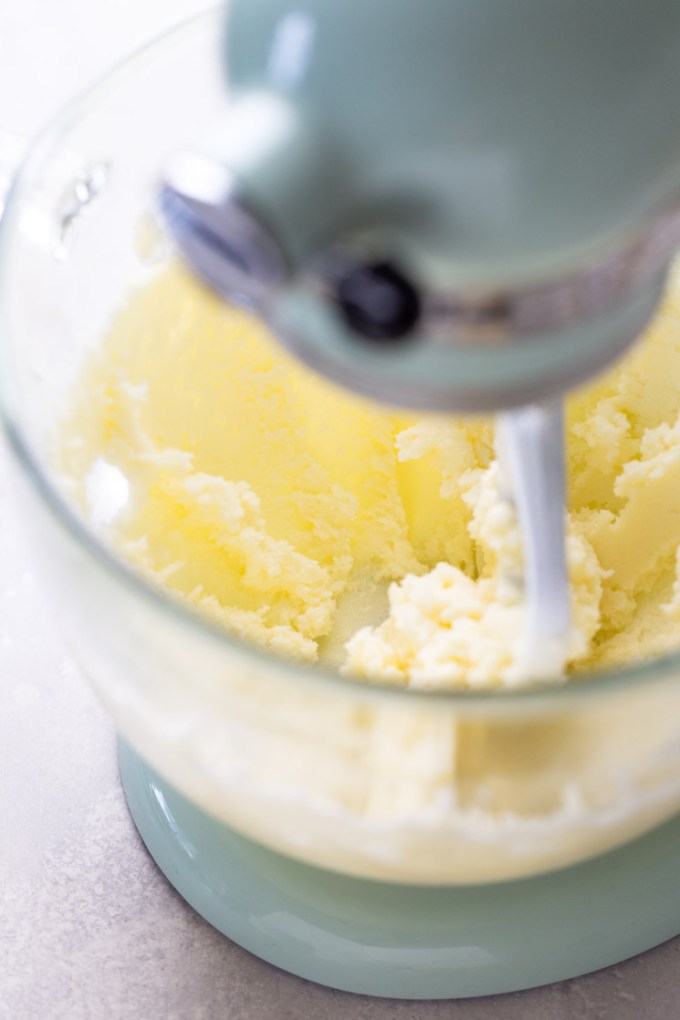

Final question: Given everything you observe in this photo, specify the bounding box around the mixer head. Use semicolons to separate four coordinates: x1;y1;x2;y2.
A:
161;0;680;413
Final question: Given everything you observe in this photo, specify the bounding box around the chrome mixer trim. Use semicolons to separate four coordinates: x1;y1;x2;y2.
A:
161;147;680;349
272;272;665;414
160;151;288;309
309;196;680;347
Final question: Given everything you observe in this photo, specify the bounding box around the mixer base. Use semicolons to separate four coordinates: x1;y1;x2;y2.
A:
119;740;680;1000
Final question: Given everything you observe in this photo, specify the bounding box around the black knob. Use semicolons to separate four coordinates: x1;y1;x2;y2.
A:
334;261;420;341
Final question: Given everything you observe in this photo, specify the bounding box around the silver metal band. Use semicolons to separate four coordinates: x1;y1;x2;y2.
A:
312;197;680;347
162;147;680;349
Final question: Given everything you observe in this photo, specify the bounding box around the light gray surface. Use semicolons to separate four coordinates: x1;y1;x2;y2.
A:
2;3;680;1017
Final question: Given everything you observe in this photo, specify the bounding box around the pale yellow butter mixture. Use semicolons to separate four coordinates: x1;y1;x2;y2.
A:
60;261;680;688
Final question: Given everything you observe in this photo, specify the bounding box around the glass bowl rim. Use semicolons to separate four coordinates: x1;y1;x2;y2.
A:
0;5;677;713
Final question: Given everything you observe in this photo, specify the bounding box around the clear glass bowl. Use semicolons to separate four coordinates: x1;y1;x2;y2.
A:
3;8;680;886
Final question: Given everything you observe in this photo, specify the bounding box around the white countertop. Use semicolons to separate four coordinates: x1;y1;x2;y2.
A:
2;3;680;1017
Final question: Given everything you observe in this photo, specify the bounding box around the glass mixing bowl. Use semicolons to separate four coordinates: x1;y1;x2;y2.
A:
4;8;680;887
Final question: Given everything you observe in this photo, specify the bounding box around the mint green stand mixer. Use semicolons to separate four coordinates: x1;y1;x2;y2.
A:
7;0;680;1003
117;0;680;999
116;0;680;999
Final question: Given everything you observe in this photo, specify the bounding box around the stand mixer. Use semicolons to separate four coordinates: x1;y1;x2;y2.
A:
7;1;680;1002
161;0;680;682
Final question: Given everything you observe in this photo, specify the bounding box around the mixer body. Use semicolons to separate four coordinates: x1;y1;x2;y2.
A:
163;0;680;410
224;0;680;275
